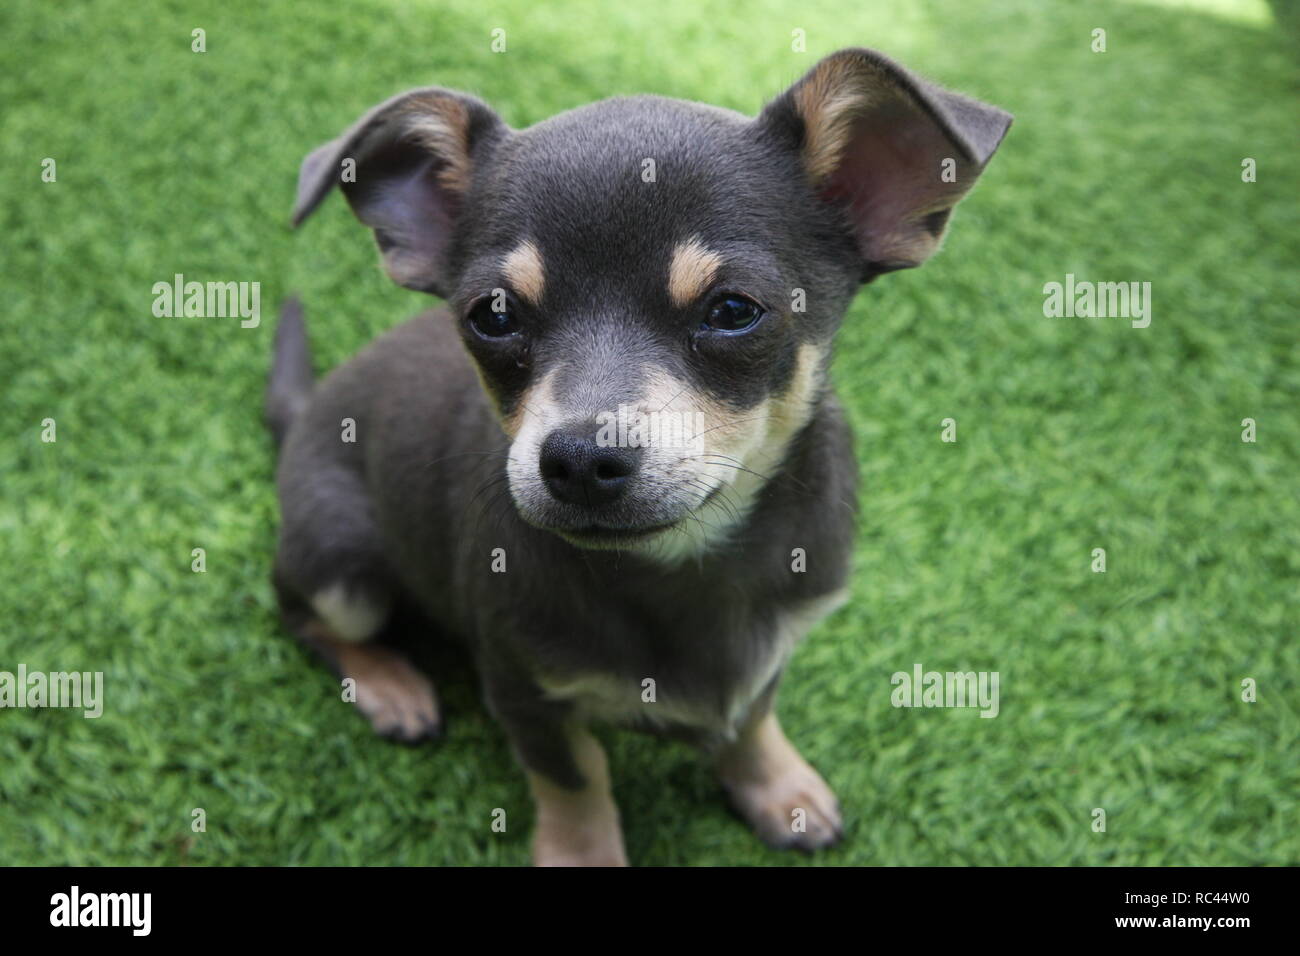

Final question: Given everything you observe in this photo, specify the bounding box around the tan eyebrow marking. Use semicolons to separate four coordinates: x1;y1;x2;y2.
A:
667;237;724;307
501;240;546;306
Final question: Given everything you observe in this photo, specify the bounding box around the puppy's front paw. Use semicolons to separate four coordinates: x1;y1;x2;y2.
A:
722;759;843;851
717;713;842;851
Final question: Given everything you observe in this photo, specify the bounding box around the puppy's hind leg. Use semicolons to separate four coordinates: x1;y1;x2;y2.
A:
273;504;441;744
300;591;441;745
267;297;440;743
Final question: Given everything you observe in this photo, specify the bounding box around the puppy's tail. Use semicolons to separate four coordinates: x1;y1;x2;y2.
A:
265;295;315;448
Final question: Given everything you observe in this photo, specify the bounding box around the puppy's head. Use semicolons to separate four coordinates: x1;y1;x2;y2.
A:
294;48;1010;560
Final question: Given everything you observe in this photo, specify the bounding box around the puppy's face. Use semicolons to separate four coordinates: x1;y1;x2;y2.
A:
293;49;1011;558
449;99;854;556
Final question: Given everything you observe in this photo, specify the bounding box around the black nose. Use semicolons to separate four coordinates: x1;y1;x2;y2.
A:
539;428;640;506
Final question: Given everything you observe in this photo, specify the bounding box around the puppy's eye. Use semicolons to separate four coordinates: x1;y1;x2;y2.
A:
468;299;521;339
702;294;765;334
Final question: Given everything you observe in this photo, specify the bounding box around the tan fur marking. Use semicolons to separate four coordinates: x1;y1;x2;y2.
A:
686;341;822;475
716;710;842;849
792;56;971;266
766;341;823;441
667;237;724;307
794;57;885;182
501;240;546;307
599;343;824;564
301;620;440;740
501;366;558;440
528;726;628;866
398;94;472;194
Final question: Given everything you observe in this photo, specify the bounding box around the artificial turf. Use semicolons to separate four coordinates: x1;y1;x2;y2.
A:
1;0;1296;865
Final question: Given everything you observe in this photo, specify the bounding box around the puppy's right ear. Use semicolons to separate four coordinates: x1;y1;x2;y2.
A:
292;89;508;295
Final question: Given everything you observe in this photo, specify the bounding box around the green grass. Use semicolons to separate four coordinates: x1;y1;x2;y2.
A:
1;0;1296;866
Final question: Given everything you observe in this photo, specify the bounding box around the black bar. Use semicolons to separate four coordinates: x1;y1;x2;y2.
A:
1;866;1284;940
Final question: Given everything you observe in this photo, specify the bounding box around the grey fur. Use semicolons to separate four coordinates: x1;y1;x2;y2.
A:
265;295;313;447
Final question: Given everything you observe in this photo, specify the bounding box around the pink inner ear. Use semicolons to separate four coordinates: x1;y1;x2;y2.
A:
819;104;961;265
355;159;458;287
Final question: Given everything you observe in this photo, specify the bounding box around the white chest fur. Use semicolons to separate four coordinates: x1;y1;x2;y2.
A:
536;588;849;739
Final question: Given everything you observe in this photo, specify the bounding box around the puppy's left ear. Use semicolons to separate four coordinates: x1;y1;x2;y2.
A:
759;47;1011;280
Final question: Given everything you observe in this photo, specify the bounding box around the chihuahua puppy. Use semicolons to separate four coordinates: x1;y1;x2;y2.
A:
269;47;1010;865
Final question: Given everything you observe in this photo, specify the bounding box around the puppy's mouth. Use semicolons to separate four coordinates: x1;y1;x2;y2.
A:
533;484;725;550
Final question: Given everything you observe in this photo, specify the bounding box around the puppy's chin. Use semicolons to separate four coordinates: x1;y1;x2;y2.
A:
551;523;679;551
